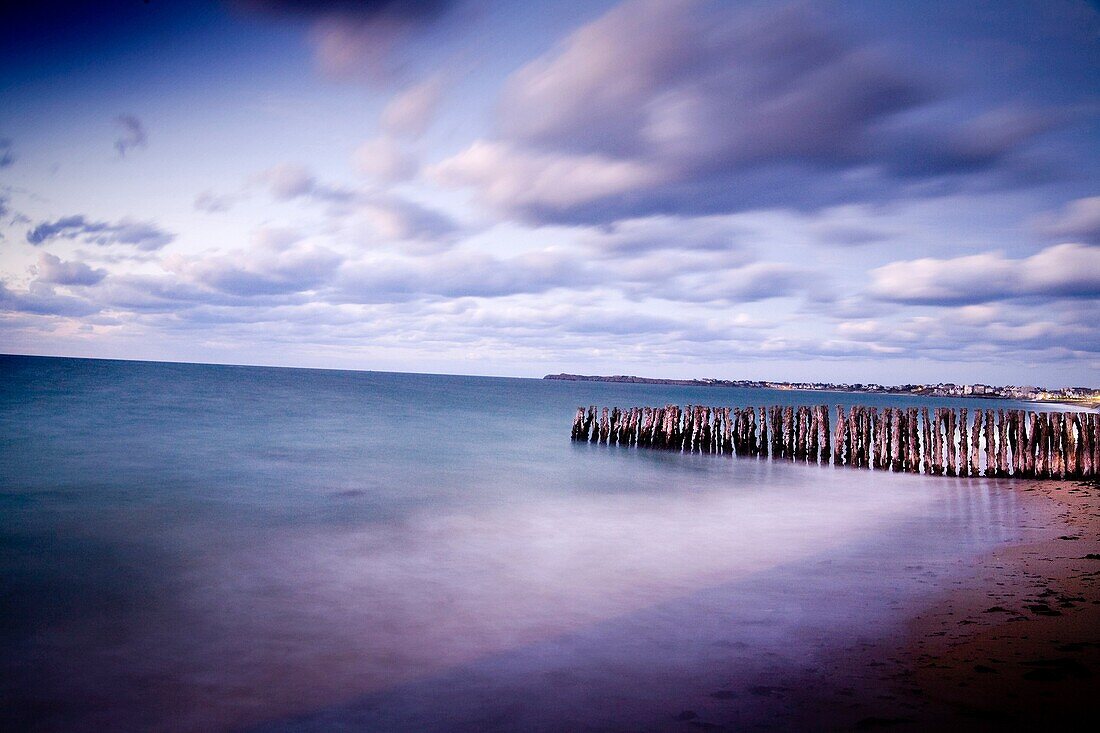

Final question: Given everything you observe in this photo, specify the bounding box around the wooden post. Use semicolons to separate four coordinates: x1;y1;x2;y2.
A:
789;407;799;460
990;407;998;477
746;407;756;456
793;407;804;461
1007;410;1018;476
819;405;830;463
833;406;845;465
807;406;818;462
861;407;872;469
917;407;929;474
1088;413;1095;477
968;410;980;477
891;407;900;471
1037;413;1050;478
1065;413;1079;479
996;410;1008;477
869;407;880;469
1051;413;1064;478
761;405;770;457
1020;407;1029;477
929;408;942;475
1014;409;1023;476
942;409;954;476
908;408;920;472
1093;413;1100;477
850;407;859;468
957;408;969;477
895;408;906;471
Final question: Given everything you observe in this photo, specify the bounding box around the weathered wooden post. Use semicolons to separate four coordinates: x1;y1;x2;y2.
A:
929;408;942;475
1014;410;1027;477
1088;413;1095;476
861;407;872;468
868;407;880;469
819;404;830;463
1093;413;1100;476
847;407;860;467
981;410;994;476
792;407;803;461
807;406;818;462
1065;413;1079;479
942;409;955;477
833;406;846;465
745;407;756;456
787;406;798;460
895;408;906;471
969;408;978;473
997;410;1009;477
906;408;918;472
1037;413;1050;478
886;407;899;472
1051;412;1065;478
761;405;770;457
957;408;968;476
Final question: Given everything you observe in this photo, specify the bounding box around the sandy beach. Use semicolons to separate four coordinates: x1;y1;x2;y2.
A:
792;478;1100;731
899;478;1100;728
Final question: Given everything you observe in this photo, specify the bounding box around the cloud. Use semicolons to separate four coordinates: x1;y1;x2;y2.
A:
878;106;1062;179
259;162;316;199
868;243;1100;305
113;115;146;157
193;190;238;213
247;0;461;79
255;163;354;202
335;249;592;302
836;303;1100;357
0;282;99;317
26;215;175;250
435;0;1067;226
354;137;417;181
580;215;748;256
381;75;444;137
165;229;342;297
35;253;107;286
432;140;663;221
0;138;13;168
1035;196;1100;244
361;197;459;249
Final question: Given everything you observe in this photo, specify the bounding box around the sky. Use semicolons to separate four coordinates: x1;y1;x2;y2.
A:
1;0;1098;386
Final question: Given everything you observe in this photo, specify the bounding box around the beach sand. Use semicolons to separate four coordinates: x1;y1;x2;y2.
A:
900;478;1100;729
703;478;1100;732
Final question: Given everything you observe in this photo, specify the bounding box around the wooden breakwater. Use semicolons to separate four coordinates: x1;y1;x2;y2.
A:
570;404;1099;480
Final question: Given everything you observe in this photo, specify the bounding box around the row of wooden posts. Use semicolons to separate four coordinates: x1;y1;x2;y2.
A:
570;404;1100;480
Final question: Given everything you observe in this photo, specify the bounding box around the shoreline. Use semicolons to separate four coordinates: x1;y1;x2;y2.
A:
899;478;1100;727
760;477;1100;730
545;373;1099;409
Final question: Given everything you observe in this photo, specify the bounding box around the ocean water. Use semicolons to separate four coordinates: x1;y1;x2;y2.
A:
0;355;1066;731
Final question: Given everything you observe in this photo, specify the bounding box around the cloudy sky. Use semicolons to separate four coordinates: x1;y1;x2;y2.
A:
1;0;1098;385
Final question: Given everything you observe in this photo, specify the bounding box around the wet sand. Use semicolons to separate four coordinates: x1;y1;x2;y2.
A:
900;478;1100;728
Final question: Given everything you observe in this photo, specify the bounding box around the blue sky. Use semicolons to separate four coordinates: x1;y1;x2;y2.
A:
1;0;1098;385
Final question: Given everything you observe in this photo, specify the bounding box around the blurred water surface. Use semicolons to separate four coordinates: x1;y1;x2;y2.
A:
0;355;1058;731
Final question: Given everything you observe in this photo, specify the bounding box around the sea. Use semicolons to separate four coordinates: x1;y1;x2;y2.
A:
0;355;1077;731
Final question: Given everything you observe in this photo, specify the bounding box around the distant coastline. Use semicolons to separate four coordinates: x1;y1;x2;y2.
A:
544;373;1100;408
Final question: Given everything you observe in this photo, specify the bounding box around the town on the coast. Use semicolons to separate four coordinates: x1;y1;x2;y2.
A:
545;374;1100;406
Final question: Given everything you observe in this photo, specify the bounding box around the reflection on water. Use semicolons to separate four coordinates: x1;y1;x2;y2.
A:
0;357;1058;732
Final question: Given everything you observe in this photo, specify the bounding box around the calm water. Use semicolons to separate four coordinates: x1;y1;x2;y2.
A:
0;355;1068;731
